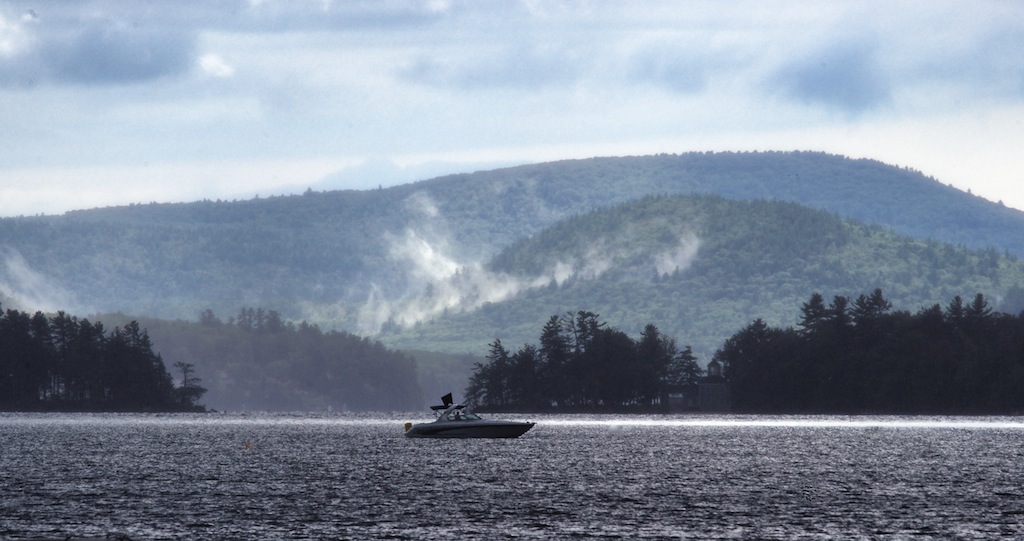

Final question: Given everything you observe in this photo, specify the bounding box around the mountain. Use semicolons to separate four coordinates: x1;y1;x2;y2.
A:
379;194;1024;362
1;152;1021;331
3;151;1024;407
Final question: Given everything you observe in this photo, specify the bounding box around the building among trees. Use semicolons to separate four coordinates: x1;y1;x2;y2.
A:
697;359;729;412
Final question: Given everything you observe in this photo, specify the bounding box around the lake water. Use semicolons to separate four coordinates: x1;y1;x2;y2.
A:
2;413;1024;540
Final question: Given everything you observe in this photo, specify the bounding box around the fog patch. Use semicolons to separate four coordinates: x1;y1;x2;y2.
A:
578;241;613;280
654;234;701;276
389;228;459;283
0;247;78;313
356;256;555;334
353;194;697;334
355;234;619;334
403;190;441;219
550;260;575;285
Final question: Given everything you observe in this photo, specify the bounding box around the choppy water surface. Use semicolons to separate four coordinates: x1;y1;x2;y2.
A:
2;413;1024;540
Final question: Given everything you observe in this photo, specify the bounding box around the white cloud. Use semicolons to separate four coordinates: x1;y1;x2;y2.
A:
0;11;33;57
0;0;1022;216
199;53;234;77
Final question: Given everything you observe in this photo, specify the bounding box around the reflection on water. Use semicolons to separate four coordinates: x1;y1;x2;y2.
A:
535;415;1024;429
2;413;1023;540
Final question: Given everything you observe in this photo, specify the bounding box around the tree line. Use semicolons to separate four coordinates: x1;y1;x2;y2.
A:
0;306;205;411
717;289;1024;414
120;308;425;411
466;311;703;411
389;192;1024;366
1;304;425;412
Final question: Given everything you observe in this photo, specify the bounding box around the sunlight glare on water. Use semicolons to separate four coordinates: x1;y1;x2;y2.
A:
2;412;1023;540
534;414;1024;429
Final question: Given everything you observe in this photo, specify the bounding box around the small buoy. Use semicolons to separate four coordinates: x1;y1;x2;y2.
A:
404;422;412;432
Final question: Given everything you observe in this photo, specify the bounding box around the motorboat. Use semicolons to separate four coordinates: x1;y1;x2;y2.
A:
404;393;534;438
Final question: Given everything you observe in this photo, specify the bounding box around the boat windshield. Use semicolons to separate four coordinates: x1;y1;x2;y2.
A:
446;411;482;421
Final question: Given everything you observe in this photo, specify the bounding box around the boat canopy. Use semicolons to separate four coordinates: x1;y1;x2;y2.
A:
430;392;457;410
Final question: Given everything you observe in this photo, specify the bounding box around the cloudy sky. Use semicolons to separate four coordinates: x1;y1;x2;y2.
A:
1;0;1022;217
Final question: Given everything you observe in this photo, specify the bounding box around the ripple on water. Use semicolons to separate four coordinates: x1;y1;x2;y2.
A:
2;413;1024;540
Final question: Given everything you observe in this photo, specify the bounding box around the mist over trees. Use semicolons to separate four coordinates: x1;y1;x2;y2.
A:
3;153;1024;412
718;290;1024;414
98;308;424;412
2;305;424;412
386;194;1024;360
466;311;702;411
0;306;203;411
2;152;1023;332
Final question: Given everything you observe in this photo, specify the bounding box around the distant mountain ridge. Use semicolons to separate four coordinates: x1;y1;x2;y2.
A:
1;151;1022;332
55;151;1024;256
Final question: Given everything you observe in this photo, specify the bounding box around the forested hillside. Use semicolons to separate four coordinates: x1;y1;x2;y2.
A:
3;152;1024;410
1;152;1021;331
381;195;1024;366
96;308;422;412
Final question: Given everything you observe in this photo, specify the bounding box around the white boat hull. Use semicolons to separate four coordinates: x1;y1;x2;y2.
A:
405;419;534;439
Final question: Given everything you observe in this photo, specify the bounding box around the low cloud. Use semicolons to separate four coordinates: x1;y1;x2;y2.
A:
356;240;602;334
389;228;458;284
0;247;77;313
355;229;626;334
353;208;701;334
654;234;701;276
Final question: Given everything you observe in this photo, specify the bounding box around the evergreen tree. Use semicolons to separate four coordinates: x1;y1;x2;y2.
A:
0;308;189;411
636;324;676;405
852;288;892;324
670;345;703;388
538;315;571;405
798;292;827;335
468;312;703;411
946;295;966;326
172;362;208;411
717;290;1024;414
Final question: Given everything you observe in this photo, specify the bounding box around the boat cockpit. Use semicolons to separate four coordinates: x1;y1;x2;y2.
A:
445;410;482;421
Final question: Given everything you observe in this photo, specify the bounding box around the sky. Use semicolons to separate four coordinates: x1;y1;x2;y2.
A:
1;0;1023;217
